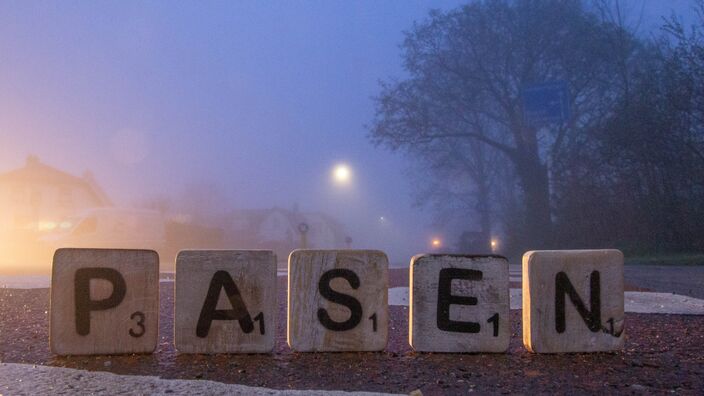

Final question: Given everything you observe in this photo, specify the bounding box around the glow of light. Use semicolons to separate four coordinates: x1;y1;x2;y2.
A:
332;163;351;184
432;238;441;248
38;221;57;231
491;239;497;247
491;238;499;253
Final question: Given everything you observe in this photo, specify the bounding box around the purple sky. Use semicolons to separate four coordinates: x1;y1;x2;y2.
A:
0;1;696;263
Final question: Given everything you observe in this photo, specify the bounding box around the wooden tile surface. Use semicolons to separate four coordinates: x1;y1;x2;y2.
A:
174;250;277;353
287;249;388;352
50;248;159;355
410;254;510;352
523;249;625;353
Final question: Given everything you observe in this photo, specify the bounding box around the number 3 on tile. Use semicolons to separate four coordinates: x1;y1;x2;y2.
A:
129;311;146;338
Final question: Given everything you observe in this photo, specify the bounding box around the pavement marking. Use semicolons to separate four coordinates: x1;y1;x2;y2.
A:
389;286;409;306
0;363;401;396
509;268;521;283
389;287;704;315
623;292;704;315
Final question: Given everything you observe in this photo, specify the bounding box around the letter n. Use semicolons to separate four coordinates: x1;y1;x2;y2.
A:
555;271;602;333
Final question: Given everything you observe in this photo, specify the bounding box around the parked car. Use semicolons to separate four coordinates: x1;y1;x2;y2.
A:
40;208;167;256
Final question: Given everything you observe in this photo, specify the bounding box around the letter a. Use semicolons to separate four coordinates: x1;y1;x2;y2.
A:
196;270;254;337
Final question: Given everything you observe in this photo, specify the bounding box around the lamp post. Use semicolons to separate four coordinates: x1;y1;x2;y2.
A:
331;163;353;250
298;222;309;249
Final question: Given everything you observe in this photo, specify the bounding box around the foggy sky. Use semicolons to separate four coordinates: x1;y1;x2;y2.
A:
0;1;696;263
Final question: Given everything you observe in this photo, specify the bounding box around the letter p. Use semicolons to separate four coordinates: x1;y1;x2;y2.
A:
74;268;127;336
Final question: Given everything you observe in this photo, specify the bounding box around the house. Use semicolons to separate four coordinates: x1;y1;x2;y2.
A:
219;207;349;265
0;155;112;233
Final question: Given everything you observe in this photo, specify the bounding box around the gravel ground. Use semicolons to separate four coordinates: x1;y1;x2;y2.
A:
0;363;398;396
1;269;703;395
625;265;704;299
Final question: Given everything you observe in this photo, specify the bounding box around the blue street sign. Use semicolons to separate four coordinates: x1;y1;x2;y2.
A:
521;81;570;125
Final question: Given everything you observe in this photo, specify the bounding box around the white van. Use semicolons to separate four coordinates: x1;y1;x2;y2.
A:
41;208;167;253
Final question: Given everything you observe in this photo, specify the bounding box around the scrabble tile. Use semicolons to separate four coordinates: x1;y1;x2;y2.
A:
174;250;277;354
522;249;625;353
409;254;510;352
50;248;159;356
287;250;388;352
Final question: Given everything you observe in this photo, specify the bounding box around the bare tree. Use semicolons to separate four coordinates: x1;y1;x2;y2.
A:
405;134;504;248
550;2;704;253
369;0;638;249
664;0;704;165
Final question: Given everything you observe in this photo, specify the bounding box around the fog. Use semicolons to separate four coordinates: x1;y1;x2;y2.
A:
0;1;699;274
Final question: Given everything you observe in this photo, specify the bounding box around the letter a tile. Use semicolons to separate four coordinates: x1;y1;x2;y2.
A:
50;248;159;355
410;254;510;352
175;250;277;354
523;250;625;353
287;250;388;352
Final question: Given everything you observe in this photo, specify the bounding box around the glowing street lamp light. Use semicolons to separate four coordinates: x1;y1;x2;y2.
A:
491;238;499;253
332;163;352;185
431;238;442;249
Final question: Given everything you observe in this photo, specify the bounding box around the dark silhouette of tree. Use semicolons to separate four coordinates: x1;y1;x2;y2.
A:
369;0;639;250
404;135;504;250
665;1;704;167
551;2;704;254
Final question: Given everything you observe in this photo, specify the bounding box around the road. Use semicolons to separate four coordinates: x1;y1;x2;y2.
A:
624;264;704;299
510;264;703;299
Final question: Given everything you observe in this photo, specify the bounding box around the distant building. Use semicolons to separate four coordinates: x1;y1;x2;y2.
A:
220;207;348;263
0;155;112;233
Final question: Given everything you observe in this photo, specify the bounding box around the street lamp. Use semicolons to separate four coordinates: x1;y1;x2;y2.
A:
332;163;351;185
491;238;499;253
431;238;442;249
